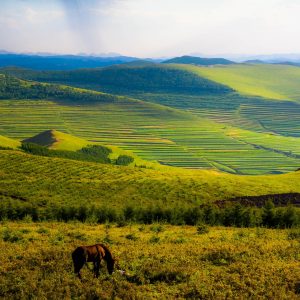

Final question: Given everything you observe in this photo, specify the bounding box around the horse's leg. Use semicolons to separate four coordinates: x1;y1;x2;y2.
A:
74;259;85;280
78;271;82;280
95;257;101;278
93;262;98;278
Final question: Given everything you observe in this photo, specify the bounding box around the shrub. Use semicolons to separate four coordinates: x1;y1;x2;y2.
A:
287;229;300;240
36;227;49;235
125;233;139;241
149;235;160;244
203;249;236;266
150;224;164;234
115;155;134;166
2;228;23;243
197;224;209;234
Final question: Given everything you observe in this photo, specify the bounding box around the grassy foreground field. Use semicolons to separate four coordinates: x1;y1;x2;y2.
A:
1;222;300;299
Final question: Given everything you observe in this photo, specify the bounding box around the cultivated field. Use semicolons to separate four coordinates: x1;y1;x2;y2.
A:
1;99;300;174
1;150;300;210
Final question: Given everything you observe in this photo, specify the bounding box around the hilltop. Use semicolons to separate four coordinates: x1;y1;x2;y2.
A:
23;129;90;150
163;55;235;65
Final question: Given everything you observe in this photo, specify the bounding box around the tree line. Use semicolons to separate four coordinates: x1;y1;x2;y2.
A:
21;143;134;166
0;74;117;102
0;199;299;228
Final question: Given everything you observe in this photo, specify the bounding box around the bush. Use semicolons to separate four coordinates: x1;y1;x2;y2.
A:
125;233;139;241
2;228;23;243
21;143;112;165
116;155;134;166
150;224;164;234
196;224;209;234
149;235;160;244
287;229;300;240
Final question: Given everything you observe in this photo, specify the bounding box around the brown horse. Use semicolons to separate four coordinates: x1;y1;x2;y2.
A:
72;244;115;279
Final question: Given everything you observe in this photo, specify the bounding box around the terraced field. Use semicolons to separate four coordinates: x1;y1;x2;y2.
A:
1;99;300;174
2;150;300;207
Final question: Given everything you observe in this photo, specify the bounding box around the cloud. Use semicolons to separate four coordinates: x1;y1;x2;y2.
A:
0;0;300;56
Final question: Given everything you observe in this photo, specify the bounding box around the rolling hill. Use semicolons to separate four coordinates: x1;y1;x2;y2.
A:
0;63;233;95
1;150;300;209
163;55;235;65
1;73;300;174
23;129;91;150
176;64;300;102
21;129;159;168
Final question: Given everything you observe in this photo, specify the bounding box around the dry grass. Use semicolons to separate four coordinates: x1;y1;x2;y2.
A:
1;222;300;299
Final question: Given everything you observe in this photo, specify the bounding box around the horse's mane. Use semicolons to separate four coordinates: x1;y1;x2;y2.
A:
98;244;113;262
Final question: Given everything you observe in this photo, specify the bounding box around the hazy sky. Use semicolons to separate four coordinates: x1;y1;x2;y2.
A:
1;0;300;57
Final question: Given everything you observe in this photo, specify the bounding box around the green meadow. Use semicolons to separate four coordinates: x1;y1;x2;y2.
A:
1;150;300;209
178;64;300;102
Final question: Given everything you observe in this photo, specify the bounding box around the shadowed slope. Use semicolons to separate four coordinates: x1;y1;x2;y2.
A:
23;129;89;150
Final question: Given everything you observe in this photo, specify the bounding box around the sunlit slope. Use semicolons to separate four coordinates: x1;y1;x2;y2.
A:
2;74;300;174
22;129;160;168
2;99;300;174
3;99;300;174
175;64;300;101
1;150;300;208
0;135;20;149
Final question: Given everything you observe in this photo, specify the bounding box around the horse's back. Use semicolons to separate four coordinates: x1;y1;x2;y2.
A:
72;244;108;262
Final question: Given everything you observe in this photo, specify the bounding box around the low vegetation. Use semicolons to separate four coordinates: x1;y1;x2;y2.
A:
0;222;299;299
1;150;300;222
21;142;114;164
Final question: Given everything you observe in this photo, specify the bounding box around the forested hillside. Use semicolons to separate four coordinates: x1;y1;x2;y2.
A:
0;63;233;94
0;73;120;102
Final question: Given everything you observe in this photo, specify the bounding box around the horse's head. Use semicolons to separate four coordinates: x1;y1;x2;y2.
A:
107;257;116;275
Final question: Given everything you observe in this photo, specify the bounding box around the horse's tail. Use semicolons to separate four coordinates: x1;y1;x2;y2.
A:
72;246;87;273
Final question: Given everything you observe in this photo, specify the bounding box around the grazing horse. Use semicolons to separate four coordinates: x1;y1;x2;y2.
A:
72;244;115;279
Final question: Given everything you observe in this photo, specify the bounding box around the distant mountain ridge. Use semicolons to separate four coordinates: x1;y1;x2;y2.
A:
163;55;235;65
0;53;140;70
